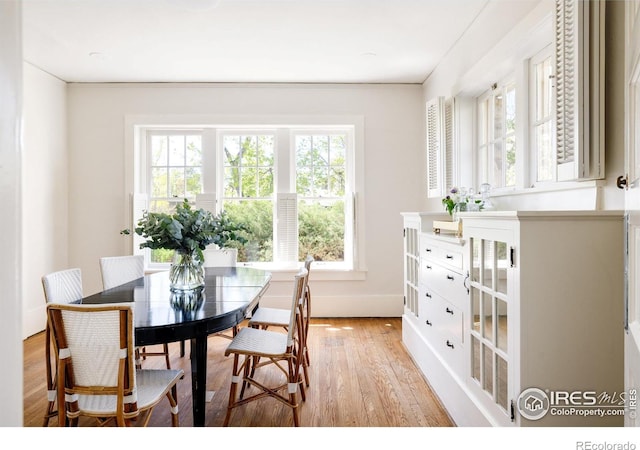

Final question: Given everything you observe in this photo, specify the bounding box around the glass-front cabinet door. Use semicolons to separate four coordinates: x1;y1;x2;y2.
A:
402;215;421;318
469;233;514;425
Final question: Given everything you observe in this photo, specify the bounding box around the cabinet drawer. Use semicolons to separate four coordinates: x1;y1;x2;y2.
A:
434;327;464;375
421;261;468;309
419;292;464;374
422;241;464;272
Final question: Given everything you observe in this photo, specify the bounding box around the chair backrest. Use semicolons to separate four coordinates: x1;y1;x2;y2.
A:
304;254;314;272
303;255;313;295
42;268;83;304
100;255;144;290
203;248;237;267
46;303;138;415
286;268;308;346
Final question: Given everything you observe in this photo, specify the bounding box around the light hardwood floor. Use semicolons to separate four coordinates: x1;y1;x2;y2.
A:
23;317;454;427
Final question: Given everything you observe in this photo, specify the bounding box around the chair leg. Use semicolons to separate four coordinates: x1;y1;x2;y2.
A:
163;343;171;369
43;325;59;426
287;357;300;427
239;354;253;400
223;354;241;426
167;385;180;427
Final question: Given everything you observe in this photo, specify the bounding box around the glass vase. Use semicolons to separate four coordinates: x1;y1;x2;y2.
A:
452;202;467;222
169;250;204;291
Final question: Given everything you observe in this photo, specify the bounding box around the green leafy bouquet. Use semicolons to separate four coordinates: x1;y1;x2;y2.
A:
122;199;248;260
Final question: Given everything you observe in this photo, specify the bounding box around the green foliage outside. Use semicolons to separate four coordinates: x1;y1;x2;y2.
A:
147;133;348;264
223;200;273;262
298;201;344;261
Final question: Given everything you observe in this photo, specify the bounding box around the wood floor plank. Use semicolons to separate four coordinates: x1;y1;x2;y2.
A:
23;317;453;427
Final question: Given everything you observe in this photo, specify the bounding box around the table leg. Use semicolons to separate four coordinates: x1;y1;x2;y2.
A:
190;335;208;427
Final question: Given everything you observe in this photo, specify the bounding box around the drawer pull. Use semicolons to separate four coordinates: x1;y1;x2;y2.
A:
446;274;454;281
425;292;432;298
425;320;432;326
425;248;432;252
445;307;454;315
446;340;455;349
426;265;432;270
446;254;454;259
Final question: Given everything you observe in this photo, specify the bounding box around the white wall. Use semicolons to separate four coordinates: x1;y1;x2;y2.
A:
0;0;23;426
22;63;68;338
66;83;424;317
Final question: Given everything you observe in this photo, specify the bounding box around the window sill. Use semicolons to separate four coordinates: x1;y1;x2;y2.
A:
485;179;605;211
489;179;604;198
238;263;367;282
146;263;367;281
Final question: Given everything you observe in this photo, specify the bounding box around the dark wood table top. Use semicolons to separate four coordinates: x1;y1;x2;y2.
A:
82;266;272;345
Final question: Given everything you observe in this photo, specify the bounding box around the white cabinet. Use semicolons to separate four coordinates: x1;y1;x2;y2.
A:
402;211;625;427
419;234;467;377
402;212;482;425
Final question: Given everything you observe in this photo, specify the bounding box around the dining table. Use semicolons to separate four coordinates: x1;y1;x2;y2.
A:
80;266;272;427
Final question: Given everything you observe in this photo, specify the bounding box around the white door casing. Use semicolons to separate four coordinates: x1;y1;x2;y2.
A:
624;0;640;428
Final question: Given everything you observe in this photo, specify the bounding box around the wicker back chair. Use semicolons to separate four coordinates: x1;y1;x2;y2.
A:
223;268;308;426
247;256;313;387
41;268;83;426
100;255;172;369
99;255;144;290
46;303;183;427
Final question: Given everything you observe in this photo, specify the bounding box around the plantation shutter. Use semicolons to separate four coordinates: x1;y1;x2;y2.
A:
426;97;445;198
554;0;605;181
276;193;298;263
131;193;148;255
443;97;455;193
195;193;217;214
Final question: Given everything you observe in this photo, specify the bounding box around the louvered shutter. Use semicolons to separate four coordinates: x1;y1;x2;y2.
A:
427;97;445;197
131;193;148;255
554;0;605;181
276;193;298;263
195;193;217;214
443;97;455;193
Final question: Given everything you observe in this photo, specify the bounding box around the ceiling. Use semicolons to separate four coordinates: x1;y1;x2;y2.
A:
22;0;511;84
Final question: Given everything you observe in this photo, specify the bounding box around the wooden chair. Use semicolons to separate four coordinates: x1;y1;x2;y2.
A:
222;268;308;427
46;302;184;427
201;248;240;343
41;268;84;426
100;255;171;369
247;256;313;386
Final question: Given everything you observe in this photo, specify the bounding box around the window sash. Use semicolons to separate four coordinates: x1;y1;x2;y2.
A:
139;126;356;271
476;82;516;190
529;46;556;184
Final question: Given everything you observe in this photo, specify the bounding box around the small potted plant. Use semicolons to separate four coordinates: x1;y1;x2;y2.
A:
123;199;247;291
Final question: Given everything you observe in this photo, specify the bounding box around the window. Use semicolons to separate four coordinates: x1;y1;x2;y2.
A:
147;130;203;263
220;133;275;263
530;46;555;184
294;133;349;264
477;82;516;189
137;123;359;273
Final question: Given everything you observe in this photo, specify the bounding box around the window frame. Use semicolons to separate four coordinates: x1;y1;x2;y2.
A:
476;79;517;191
528;44;556;186
126;116;366;280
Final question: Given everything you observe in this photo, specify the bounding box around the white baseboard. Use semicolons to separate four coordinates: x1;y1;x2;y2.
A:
258;294;403;317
